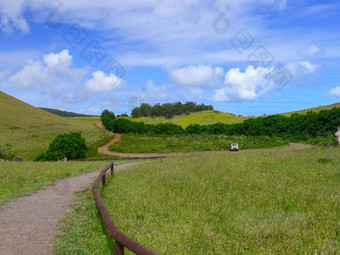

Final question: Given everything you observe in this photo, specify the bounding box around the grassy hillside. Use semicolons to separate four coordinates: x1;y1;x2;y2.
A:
0;91;111;160
123;110;248;127
125;103;340;128
280;102;340;116
40;107;98;117
54;148;340;254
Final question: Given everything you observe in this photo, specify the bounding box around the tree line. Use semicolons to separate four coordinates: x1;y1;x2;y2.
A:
131;102;214;119
101;108;340;139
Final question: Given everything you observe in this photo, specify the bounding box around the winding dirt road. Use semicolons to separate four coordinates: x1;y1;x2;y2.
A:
0;162;138;255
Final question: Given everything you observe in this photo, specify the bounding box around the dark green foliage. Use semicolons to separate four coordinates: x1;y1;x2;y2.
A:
101;108;340;141
35;132;87;161
100;110;116;131
131;101;214;118
0;144;14;160
117;113;129;117
40;107;98;117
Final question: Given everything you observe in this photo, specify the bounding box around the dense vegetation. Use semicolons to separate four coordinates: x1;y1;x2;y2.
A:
109;134;288;153
131;102;213;119
35;132;87;161
102;108;340;142
54;148;340;254
40;107;98;117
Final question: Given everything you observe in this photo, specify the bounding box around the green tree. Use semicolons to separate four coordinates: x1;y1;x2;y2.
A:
35;132;87;161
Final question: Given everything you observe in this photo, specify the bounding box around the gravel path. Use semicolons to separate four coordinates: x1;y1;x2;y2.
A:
0;162;138;255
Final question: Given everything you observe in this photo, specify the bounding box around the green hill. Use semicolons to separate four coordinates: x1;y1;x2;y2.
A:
125;103;340;127
123;110;249;127
280;102;340;116
40;107;98;117
0;91;110;160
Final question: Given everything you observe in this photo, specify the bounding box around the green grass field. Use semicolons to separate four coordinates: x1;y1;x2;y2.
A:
53;148;340;254
109;134;288;153
0;161;111;206
0;91;112;160
122;110;248;127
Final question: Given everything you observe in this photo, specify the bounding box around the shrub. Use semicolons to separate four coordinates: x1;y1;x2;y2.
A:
35;132;87;161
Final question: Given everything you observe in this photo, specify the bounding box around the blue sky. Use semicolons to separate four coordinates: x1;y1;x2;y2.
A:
0;0;339;116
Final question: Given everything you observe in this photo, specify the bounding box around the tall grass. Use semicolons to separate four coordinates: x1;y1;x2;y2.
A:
54;148;340;254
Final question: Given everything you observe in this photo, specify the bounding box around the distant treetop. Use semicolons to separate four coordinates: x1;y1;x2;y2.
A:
131;102;214;119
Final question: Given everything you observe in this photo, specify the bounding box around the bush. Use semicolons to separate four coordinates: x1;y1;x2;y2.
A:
35;132;87;161
0;144;14;161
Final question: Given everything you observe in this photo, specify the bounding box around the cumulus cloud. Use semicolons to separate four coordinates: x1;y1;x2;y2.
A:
86;71;123;92
214;65;275;102
8;50;82;88
328;87;340;97
170;65;223;87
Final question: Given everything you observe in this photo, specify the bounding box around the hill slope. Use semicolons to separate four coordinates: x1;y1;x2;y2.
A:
123;110;248;127
40;107;98;117
126;103;340;127
280;102;340;116
0;91;109;160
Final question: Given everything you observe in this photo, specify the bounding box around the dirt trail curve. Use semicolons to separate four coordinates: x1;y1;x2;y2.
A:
0;162;138;255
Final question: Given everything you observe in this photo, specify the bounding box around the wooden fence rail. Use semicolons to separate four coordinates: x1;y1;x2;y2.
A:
92;161;158;255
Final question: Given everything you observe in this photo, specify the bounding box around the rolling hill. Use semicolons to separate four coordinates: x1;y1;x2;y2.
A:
122;111;249;127
280;102;340;116
40;107;98;117
125;103;340;127
0;91;110;160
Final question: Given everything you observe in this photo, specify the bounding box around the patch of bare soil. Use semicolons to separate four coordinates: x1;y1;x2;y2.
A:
0;163;138;255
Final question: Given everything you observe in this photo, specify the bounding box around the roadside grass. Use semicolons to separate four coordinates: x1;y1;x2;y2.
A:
109;134;288;153
54;148;340;254
122;110;249;127
0;161;117;206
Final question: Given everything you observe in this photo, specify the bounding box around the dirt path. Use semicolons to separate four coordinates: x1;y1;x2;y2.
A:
98;133;314;159
0;162;138;255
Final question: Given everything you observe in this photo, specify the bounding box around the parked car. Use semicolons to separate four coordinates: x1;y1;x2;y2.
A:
230;143;239;151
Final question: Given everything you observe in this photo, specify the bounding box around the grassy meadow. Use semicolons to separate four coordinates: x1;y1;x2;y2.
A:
54;148;340;254
109;134;288;153
122;110;249;127
0;161;113;206
0;91;112;160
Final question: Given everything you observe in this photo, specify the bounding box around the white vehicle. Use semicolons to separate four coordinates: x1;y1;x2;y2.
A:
230;143;239;151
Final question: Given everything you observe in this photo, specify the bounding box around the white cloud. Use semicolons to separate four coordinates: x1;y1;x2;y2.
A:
86;71;123;92
307;45;320;56
8;50;80;88
127;79;169;108
170;65;223;87
214;65;275;102
285;61;320;77
299;61;320;73
328;87;340;97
